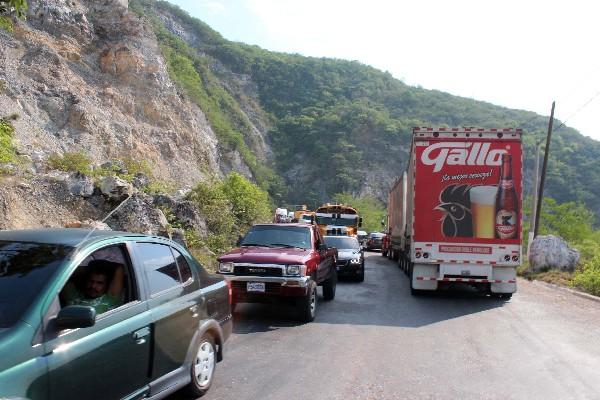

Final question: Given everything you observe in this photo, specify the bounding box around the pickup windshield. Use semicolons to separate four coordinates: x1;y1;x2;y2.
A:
241;226;312;250
0;241;73;328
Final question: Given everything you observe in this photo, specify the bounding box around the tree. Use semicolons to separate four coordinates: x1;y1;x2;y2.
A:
537;197;595;244
221;172;271;229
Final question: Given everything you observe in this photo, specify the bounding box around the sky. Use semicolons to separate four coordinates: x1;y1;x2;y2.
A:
167;0;600;141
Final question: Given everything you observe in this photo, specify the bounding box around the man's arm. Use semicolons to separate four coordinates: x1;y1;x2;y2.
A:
108;264;125;298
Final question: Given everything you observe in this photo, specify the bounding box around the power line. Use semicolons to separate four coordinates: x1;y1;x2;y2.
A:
554;89;600;132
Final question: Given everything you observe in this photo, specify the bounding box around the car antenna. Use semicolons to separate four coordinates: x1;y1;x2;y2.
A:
76;194;133;246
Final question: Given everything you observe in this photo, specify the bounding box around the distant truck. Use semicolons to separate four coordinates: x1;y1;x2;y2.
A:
315;203;362;237
273;208;288;223
217;223;338;322
391;127;522;299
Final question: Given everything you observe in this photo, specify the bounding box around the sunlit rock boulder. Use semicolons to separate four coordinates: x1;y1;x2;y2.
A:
529;235;580;272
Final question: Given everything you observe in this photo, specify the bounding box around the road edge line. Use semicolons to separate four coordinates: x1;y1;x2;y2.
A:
529;279;600;304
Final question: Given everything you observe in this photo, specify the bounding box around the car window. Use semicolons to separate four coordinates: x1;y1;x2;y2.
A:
137;242;182;295
59;245;135;316
0;241;73;328
172;247;193;283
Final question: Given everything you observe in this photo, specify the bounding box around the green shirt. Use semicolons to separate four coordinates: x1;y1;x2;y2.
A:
63;285;123;315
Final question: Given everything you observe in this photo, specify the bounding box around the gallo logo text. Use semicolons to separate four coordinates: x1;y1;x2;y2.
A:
421;142;506;173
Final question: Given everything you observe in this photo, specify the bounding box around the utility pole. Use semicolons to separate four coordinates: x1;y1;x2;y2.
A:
534;101;555;238
528;141;542;256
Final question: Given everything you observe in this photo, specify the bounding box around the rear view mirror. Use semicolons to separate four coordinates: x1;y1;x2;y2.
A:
56;306;96;329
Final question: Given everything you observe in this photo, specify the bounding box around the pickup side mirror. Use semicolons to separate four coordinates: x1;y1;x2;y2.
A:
236;234;244;247
317;243;328;251
359;217;363;227
56;305;96;329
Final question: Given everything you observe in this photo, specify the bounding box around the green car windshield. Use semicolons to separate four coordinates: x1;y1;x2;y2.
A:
0;241;73;328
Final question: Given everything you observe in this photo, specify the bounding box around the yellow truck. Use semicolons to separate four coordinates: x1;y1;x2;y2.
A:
314;204;362;236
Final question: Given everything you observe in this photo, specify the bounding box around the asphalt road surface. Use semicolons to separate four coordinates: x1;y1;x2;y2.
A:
174;252;600;400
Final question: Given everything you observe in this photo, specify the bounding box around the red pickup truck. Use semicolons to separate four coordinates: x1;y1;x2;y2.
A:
217;223;338;322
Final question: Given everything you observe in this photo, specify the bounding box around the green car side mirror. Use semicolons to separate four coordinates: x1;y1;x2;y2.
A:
56;305;96;329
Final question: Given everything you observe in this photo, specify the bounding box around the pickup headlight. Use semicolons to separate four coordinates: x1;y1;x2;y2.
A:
285;264;305;276
218;262;234;273
350;258;361;264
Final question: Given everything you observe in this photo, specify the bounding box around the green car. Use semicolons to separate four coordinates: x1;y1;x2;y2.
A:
0;229;232;400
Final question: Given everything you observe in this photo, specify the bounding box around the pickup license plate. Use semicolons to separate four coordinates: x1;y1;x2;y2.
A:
247;282;265;292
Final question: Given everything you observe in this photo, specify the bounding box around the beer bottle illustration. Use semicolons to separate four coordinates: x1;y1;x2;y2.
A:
495;154;518;239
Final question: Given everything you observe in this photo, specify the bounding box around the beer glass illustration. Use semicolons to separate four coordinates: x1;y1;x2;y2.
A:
469;185;497;238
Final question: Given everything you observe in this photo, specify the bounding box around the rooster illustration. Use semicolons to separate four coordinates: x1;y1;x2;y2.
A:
434;184;473;237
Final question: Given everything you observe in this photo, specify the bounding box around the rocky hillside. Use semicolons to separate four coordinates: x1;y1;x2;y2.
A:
1;0;600;235
0;0;271;231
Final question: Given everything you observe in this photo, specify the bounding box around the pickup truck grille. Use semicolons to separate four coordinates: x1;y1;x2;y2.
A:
231;281;282;294
234;265;283;277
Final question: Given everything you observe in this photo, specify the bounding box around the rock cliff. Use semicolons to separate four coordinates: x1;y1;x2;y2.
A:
0;0;267;231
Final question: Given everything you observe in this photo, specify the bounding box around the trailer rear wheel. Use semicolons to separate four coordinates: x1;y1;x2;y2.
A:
493;293;512;301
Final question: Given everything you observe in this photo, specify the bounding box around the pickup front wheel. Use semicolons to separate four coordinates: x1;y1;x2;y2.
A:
322;271;337;300
298;283;317;322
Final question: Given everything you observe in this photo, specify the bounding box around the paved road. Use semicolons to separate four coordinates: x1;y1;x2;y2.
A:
178;252;600;400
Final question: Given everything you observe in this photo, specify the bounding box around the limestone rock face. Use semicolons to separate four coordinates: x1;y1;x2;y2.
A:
106;194;169;235
66;174;95;197
529;235;580;272
98;175;135;201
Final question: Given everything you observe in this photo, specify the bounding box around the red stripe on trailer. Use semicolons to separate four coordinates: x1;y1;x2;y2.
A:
417;277;517;283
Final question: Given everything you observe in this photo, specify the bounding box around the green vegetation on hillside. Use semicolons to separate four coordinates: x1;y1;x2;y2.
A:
522;196;600;296
0;118;16;166
0;0;27;18
186;172;271;264
137;0;600;220
47;152;93;175
130;0;284;198
332;193;386;233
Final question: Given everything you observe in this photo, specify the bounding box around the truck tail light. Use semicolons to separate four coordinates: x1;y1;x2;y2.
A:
423;252;429;259
415;252;422;259
512;255;519;262
504;255;511;262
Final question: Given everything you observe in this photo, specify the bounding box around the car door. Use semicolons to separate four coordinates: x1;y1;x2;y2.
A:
133;241;202;390
43;241;152;400
314;229;331;282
